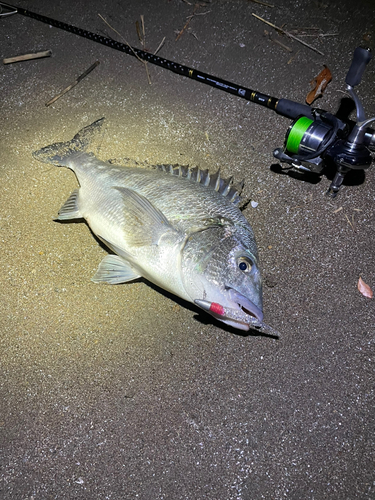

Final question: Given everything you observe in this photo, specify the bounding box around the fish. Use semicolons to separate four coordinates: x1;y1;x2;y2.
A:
33;118;278;335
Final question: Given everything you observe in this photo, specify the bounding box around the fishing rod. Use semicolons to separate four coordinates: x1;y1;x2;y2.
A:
1;2;374;196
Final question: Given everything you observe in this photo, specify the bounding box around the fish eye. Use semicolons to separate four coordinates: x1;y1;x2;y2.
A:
237;257;252;273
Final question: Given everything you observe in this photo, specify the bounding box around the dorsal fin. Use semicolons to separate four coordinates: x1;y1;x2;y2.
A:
155;164;243;205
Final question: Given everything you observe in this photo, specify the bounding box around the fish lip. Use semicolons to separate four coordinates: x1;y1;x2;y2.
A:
227;287;264;323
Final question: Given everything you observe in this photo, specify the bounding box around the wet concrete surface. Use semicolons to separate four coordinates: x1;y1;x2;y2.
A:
1;0;374;498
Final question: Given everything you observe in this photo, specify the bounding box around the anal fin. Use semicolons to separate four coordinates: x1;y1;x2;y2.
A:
57;189;82;220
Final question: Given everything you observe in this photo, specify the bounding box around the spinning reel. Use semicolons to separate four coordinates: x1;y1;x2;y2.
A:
273;47;375;197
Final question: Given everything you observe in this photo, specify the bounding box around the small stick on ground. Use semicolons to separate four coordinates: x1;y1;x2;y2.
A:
344;213;356;232
252;13;324;55
138;15;151;85
154;36;166;56
273;38;292;52
176;6;211;42
98;14;165;85
249;0;275;7
288;27;338;39
265;30;292;52
3;50;52;64
99;14;145;65
45;61;100;107
176;5;198;42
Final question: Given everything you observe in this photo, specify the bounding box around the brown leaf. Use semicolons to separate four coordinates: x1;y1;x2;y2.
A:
306;65;332;105
358;277;373;298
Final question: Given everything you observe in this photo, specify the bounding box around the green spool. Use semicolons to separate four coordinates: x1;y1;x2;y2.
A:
285;116;313;154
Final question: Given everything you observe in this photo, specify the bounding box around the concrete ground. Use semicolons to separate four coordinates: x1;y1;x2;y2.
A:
1;0;374;498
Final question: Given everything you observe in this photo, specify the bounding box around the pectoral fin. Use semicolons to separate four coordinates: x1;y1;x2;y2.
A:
115;187;176;246
92;254;141;284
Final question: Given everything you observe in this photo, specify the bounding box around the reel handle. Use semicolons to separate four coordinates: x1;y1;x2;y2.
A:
345;47;372;87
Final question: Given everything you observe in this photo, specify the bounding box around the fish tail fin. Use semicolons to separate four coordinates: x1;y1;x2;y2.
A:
32;118;105;167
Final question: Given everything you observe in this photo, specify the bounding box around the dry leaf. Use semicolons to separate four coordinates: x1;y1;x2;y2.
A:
358;277;373;298
306;65;332;104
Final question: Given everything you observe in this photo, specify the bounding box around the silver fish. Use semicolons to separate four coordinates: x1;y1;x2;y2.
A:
33;118;276;334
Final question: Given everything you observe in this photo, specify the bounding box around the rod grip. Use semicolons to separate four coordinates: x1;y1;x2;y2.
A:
275;99;314;120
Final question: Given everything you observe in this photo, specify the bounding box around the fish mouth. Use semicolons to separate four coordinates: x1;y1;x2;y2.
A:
227;288;264;323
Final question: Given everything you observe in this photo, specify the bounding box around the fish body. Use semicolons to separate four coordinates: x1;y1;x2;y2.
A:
33;119;267;332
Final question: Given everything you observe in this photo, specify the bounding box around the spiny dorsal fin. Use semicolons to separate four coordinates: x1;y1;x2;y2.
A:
155;164;243;205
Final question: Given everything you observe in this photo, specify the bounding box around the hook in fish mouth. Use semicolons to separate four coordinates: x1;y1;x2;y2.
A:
194;294;280;337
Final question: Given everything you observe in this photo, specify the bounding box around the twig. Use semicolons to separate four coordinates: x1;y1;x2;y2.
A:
273;38;293;52
264;29;292;52
154;36;166;55
99;14;139;61
265;31;292;52
45;61;100;107
98;14;145;66
136;20;143;42
252;13;324;55
336;89;350;97
139;15;151;85
176;6;211;41
344;213;356;231
135;14;151;85
3;50;52;64
141;15;146;41
288;28;338;38
297;33;338;38
176;6;197;41
98;13;151;84
136;16;165;54
249;0;274;7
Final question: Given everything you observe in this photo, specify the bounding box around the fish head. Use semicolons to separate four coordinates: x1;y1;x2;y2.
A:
181;224;263;331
